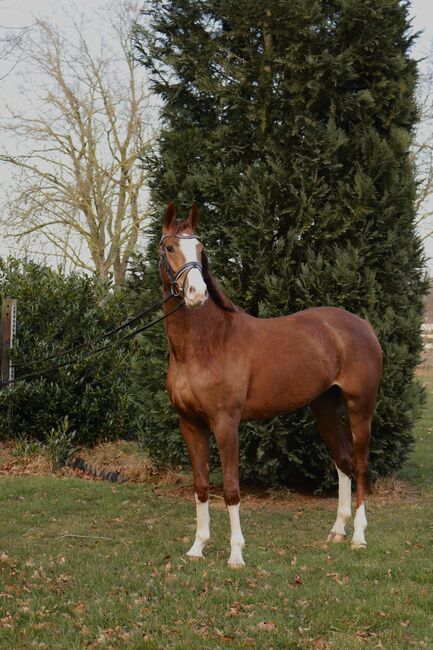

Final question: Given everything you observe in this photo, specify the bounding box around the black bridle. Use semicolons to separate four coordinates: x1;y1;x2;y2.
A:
160;234;205;298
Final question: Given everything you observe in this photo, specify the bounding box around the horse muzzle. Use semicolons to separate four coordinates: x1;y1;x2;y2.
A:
184;276;209;308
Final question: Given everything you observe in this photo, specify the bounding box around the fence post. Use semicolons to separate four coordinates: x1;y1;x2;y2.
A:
1;298;18;385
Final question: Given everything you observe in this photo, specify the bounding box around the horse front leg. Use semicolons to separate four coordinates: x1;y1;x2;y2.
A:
180;419;211;559
214;418;245;568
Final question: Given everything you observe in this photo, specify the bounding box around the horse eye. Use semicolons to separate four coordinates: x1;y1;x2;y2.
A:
166;245;174;253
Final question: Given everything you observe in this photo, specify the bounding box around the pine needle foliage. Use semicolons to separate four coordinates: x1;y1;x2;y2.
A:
131;0;428;488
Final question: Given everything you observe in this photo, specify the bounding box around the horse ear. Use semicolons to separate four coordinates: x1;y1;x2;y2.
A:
187;204;200;230
163;202;177;230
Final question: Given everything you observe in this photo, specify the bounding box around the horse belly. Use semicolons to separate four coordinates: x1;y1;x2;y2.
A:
241;347;338;421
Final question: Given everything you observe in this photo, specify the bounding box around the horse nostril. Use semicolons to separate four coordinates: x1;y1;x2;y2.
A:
204;289;208;298
188;285;196;296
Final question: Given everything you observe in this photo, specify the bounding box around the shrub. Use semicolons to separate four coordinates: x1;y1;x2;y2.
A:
0;259;134;446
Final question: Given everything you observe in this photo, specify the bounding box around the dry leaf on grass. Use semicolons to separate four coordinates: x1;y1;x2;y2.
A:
255;621;276;631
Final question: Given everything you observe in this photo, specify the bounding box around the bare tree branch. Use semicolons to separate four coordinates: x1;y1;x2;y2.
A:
0;1;155;284
412;45;433;242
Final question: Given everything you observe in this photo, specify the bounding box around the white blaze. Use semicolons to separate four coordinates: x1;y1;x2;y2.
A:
178;238;207;299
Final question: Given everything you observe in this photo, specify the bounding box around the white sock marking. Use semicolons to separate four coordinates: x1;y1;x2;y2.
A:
352;503;367;547
227;504;245;567
186;494;210;558
330;466;352;537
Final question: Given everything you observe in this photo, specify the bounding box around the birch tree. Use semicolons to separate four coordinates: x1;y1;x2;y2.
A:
0;3;155;284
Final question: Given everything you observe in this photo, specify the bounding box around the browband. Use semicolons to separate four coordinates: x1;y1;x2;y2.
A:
160;234;202;244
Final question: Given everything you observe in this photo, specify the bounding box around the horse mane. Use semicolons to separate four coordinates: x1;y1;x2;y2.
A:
201;251;238;313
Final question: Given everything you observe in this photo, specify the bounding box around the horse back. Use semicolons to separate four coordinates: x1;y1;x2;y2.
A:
240;306;381;420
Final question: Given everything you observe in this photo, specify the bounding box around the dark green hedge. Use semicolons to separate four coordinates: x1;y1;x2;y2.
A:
0;259;134;445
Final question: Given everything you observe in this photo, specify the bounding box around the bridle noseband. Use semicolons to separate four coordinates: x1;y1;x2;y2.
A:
160;234;205;298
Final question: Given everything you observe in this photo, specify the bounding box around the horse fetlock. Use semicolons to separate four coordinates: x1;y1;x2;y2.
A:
228;534;245;567
187;541;206;558
197;531;210;546
351;526;367;547
187;529;210;559
352;503;367;548
331;507;351;537
194;486;209;503
228;547;245;567
351;539;367;550
338;507;352;521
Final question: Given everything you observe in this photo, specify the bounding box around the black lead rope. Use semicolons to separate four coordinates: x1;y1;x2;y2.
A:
1;298;184;387
10;295;174;371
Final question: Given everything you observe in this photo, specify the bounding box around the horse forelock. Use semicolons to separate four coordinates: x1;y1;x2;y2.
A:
173;220;195;236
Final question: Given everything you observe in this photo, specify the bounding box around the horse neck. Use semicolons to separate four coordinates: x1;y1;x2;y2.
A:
163;290;231;362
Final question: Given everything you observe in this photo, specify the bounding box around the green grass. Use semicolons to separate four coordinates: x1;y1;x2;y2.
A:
1;381;433;649
397;375;433;490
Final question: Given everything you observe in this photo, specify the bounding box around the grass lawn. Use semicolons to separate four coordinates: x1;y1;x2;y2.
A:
1;380;433;649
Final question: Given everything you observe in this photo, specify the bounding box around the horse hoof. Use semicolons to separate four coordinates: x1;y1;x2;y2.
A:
328;532;346;543
186;549;204;559
351;542;367;550
228;561;245;569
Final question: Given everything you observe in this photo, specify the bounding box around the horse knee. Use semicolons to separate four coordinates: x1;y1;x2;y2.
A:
194;483;209;503
223;484;240;506
336;455;353;478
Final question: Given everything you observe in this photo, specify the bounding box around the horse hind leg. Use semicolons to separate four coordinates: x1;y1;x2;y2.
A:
310;386;354;543
344;402;372;549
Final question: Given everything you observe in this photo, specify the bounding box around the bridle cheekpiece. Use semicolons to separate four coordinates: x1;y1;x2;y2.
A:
160;234;204;298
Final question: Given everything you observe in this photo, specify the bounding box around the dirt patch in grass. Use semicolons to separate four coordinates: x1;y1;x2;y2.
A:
0;440;190;486
159;477;419;511
0;440;421;510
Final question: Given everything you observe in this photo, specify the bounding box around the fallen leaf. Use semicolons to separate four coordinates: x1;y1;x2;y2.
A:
72;601;87;615
256;621;276;631
289;574;302;586
326;572;348;585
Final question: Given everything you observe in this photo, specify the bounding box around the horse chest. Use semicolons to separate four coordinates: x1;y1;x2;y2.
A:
167;361;210;415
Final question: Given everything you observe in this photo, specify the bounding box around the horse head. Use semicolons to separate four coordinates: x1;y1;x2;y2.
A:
160;202;208;308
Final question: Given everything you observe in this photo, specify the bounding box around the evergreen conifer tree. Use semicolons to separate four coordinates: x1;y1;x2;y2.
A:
131;0;427;488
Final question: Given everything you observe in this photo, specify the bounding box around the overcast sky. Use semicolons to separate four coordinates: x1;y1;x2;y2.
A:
1;0;432;270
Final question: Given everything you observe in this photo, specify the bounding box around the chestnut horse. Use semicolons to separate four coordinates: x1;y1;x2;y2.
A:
160;203;382;567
